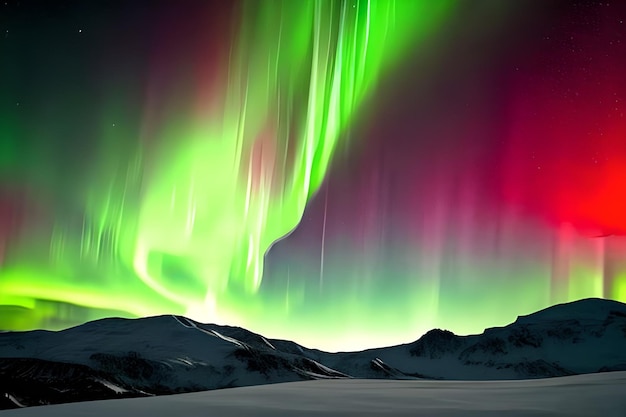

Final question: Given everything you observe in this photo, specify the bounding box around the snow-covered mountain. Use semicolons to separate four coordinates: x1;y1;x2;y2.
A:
322;297;626;381
1;298;625;409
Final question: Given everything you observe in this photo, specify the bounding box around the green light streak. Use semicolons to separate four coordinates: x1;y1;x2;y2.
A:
0;0;456;346
614;272;626;300
130;0;455;315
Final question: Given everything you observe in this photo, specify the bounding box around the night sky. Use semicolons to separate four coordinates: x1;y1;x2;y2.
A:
1;0;625;351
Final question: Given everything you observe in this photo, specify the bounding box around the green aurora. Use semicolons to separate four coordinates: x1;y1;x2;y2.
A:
0;0;457;349
2;0;626;352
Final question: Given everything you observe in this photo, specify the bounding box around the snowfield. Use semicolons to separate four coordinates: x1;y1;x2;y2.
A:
3;371;625;417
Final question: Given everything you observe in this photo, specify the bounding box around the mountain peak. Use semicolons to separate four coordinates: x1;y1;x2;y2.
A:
514;298;626;325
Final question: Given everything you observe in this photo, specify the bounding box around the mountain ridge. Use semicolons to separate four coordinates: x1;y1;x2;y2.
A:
1;297;625;409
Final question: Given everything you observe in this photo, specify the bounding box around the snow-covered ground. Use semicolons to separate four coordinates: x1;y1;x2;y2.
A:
3;371;625;417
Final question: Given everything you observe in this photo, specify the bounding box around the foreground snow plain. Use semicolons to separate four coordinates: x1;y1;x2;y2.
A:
4;371;625;416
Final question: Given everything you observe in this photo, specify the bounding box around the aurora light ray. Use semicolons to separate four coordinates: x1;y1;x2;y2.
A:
2;0;626;352
259;1;626;350
131;0;454;319
498;1;626;305
0;0;455;339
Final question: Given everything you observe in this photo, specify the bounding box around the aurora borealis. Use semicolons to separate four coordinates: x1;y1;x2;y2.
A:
1;0;626;351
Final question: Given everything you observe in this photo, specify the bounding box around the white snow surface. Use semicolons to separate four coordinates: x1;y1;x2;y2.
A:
3;371;625;417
